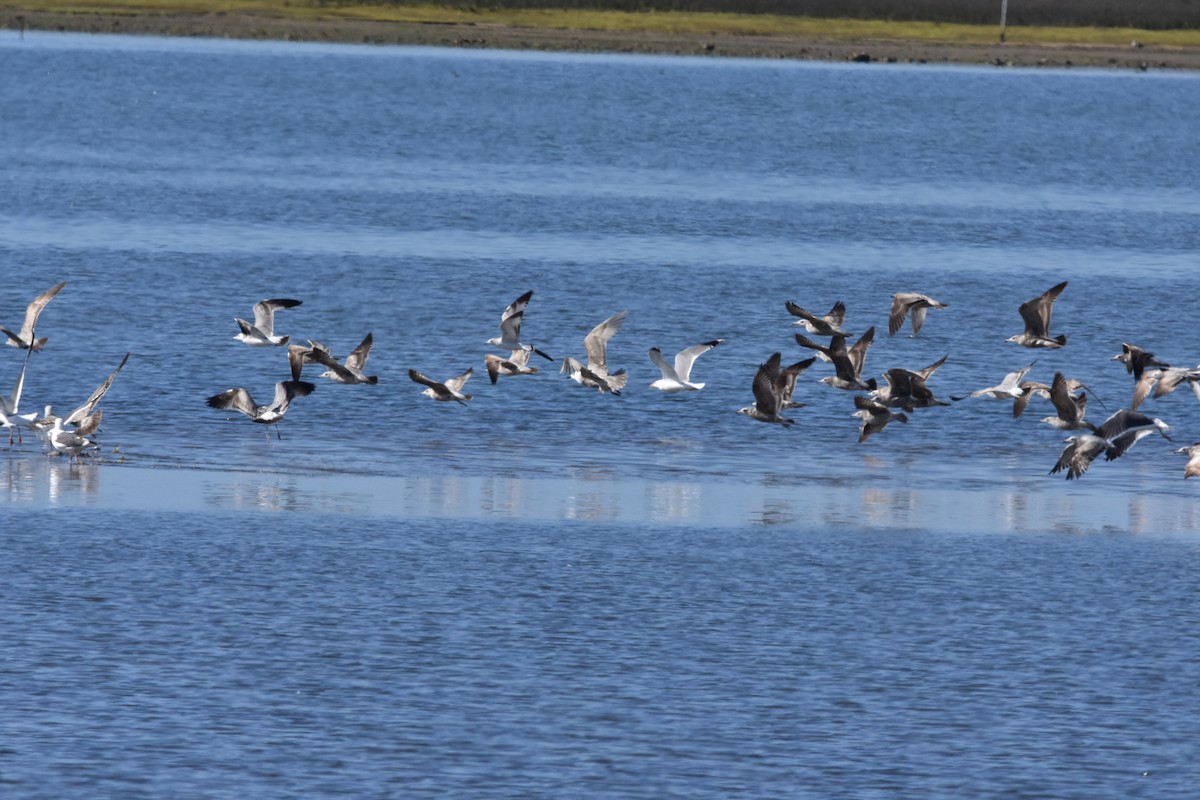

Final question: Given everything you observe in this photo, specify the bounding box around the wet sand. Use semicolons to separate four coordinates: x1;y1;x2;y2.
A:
5;8;1200;71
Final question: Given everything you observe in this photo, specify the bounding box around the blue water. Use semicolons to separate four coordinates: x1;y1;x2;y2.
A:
2;31;1200;797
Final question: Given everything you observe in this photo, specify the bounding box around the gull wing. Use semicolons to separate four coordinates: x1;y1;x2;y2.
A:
846;327;876;379
674;339;723;383
1019;281;1067;337
64;353;130;426
344;333;374;372
751;352;783;415
501;290;533;323
497;309;524;345
252;298;302;334
15;281;67;343
648;347;678;382
270;379;315;413
583;310;627;373
207;387;257;418
444;368;474;393
888;294;915;336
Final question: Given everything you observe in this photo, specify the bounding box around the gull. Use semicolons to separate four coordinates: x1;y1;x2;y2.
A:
888;293;948;337
1040;371;1093;431
853;395;908;443
872;365;951;411
44;416;98;460
796;327;877;391
0;349;37;444
952;361;1036;402
648;339;724;392
785;300;851;337
1008;281;1068;348
207;379;315;439
233;298;302;346
1050;408;1171;479
736;352;796;427
561;310;628;394
1;281;66;351
60;352;131;437
487;290;553;361
409;367;473;404
1112;342;1168;380
485;349;539;384
1175;443;1200;479
777;357;817;409
1131;366;1200;410
305;334;379;385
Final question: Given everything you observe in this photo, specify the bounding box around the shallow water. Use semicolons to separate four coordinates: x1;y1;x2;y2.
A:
2;31;1200;798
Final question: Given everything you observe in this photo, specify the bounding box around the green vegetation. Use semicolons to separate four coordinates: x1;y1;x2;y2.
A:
8;0;1200;47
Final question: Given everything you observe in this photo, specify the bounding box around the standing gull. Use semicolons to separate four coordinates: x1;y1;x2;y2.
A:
648;339;724;392
233;298;302;346
409;368;473;404
0;347;37;444
1;281;66;351
207;379;315;440
561;310;629;394
1008;281;1068;348
487;290;553;361
888;293;948;337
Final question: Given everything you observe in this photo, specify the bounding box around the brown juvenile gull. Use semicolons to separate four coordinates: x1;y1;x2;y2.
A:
1131;366;1200;410
785;300;851;337
1008;281;1068;348
207;379;315;440
736;352;796;427
561;310;628;395
872;365;951;412
1040;371;1094;431
853;395;909;443
1053;407;1173;478
796;327;877;392
952;361;1036;403
487;290;553;361
1049;434;1112;480
1;281;66;351
233;298;302;346
485;349;540;384
304;334;379;385
777;357;818;409
648;339;724;392
409;367;473;404
1112;342;1168;381
888;292;948;337
1175;443;1200;479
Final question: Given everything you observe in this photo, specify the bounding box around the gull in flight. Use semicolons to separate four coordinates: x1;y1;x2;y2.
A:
561;310;628;394
487;290;553;361
796;327;877;392
485;349;539;384
872;362;951;412
1008;281;1068;348
1;281;66;351
409;368;473;404
1050;408;1171;479
1112;342;1168;381
305;334;379;385
59;352;131;437
1131;365;1200;410
1;348;37;444
952;361;1036;402
233;298;302;346
853;395;908;443
737;351;798;427
1040;371;1093;431
207;379;315;439
648;339;724;392
888;293;948;337
785;300;851;337
1175;443;1200;479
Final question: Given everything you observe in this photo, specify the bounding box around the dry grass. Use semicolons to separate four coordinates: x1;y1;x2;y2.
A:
6;0;1200;47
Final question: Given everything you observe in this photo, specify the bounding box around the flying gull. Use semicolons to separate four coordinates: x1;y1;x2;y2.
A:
1040;371;1093;431
888;293;948;337
305;334;379;385
871;363;951;411
1008;281;1068;348
233;298;302;346
1112;342;1168;380
853;395;908;443
785;300;851;337
1131;365;1200;410
1;281;66;351
952;361;1036;402
736;352;797;427
561;310;629;394
796;327;877;392
207;379;315;439
1050;408;1171;479
648;339;724;392
1175;443;1200;479
485;349;540;384
60;352;131;437
487;290;553;361
409;367;473;404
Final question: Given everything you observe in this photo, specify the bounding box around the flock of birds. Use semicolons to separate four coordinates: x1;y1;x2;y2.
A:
3;280;1200;482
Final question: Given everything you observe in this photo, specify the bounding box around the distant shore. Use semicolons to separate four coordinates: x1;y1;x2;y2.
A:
5;8;1200;70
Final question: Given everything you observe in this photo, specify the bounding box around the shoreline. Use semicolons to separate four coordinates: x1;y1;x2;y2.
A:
5;9;1200;71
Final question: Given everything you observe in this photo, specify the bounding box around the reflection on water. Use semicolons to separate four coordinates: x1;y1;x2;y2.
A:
3;457;101;506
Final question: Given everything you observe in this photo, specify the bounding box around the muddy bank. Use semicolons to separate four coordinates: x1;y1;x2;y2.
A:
4;8;1200;70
